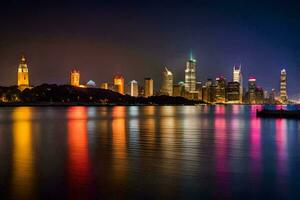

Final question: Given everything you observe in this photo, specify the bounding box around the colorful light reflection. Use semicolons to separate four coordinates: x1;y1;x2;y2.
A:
11;107;35;199
67;107;91;199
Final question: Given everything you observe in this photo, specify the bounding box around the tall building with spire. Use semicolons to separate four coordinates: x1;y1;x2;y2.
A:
160;67;173;96
280;69;287;103
185;53;197;92
70;69;80;87
233;65;243;103
17;55;30;90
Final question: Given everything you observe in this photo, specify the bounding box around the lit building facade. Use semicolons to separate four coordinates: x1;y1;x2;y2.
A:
202;79;216;103
114;75;125;95
70;69;80;87
185;54;197;92
226;82;240;104
144;78;153;97
215;76;226;103
248;76;257;104
280;69;287;104
173;81;185;97
160;67;173;96
130;80;139;97
17;56;30;90
233;66;243;103
86;80;96;88
100;82;108;90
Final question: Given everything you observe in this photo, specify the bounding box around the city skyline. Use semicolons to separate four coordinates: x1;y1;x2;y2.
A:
13;55;290;104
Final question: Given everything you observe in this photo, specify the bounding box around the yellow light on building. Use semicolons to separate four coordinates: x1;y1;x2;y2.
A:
100;82;109;90
17;56;30;91
114;75;125;95
144;78;153;97
70;69;80;87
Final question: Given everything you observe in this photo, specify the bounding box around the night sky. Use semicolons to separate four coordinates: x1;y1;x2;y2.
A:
0;0;300;98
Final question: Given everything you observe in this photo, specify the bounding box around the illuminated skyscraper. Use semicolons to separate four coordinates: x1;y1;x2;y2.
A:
160;67;173;96
226;82;240;104
70;69;80;87
144;78;153;97
215;76;226;103
185;53;197;92
233;65;243;103
173;81;185;97
17;56;29;90
114;75;125;94
248;76;256;104
130;80;138;97
280;69;287;103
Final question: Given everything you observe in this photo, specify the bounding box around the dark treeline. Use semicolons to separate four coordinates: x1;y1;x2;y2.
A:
0;84;200;105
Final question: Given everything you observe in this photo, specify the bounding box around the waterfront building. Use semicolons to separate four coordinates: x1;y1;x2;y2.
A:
185;53;197;92
100;82;108;90
70;69;80;87
226;82;240;104
196;82;203;100
114;75;125;95
144;78;153;97
268;88;276;104
17;56;30;90
173;81;185;97
215;76;226;103
248;76;257;104
280;69;287;104
138;86;145;97
202;79;216;103
160;67;173;96
233;65;243;103
86;80;96;88
255;87;264;104
130;80;139;97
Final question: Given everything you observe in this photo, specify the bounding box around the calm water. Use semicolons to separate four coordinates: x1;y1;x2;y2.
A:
0;105;300;199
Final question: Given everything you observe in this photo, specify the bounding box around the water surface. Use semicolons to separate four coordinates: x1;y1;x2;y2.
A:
0;105;300;199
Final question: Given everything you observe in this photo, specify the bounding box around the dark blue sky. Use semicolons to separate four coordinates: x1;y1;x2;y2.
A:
0;0;299;97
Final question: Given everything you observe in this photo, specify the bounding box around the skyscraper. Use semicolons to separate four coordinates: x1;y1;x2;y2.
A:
130;80;138;97
280;69;287;104
227;82;240;104
114;75;125;94
144;78;153;97
17;56;30;90
185;53;197;92
248;76;256;104
173;81;185;97
233;65;243;103
215;76;226;103
160;67;173;96
70;69;80;87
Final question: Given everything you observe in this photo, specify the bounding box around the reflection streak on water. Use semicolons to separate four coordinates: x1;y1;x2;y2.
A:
275;119;288;176
112;106;127;180
67;107;91;198
250;113;262;185
214;106;229;197
11;107;35;198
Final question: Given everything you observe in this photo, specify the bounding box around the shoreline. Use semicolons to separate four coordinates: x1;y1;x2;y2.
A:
0;102;293;107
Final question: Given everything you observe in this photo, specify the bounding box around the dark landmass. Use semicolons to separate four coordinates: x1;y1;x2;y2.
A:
0;84;202;106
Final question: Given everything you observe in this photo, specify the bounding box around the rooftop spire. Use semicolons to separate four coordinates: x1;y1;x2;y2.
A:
189;51;193;60
20;55;26;64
